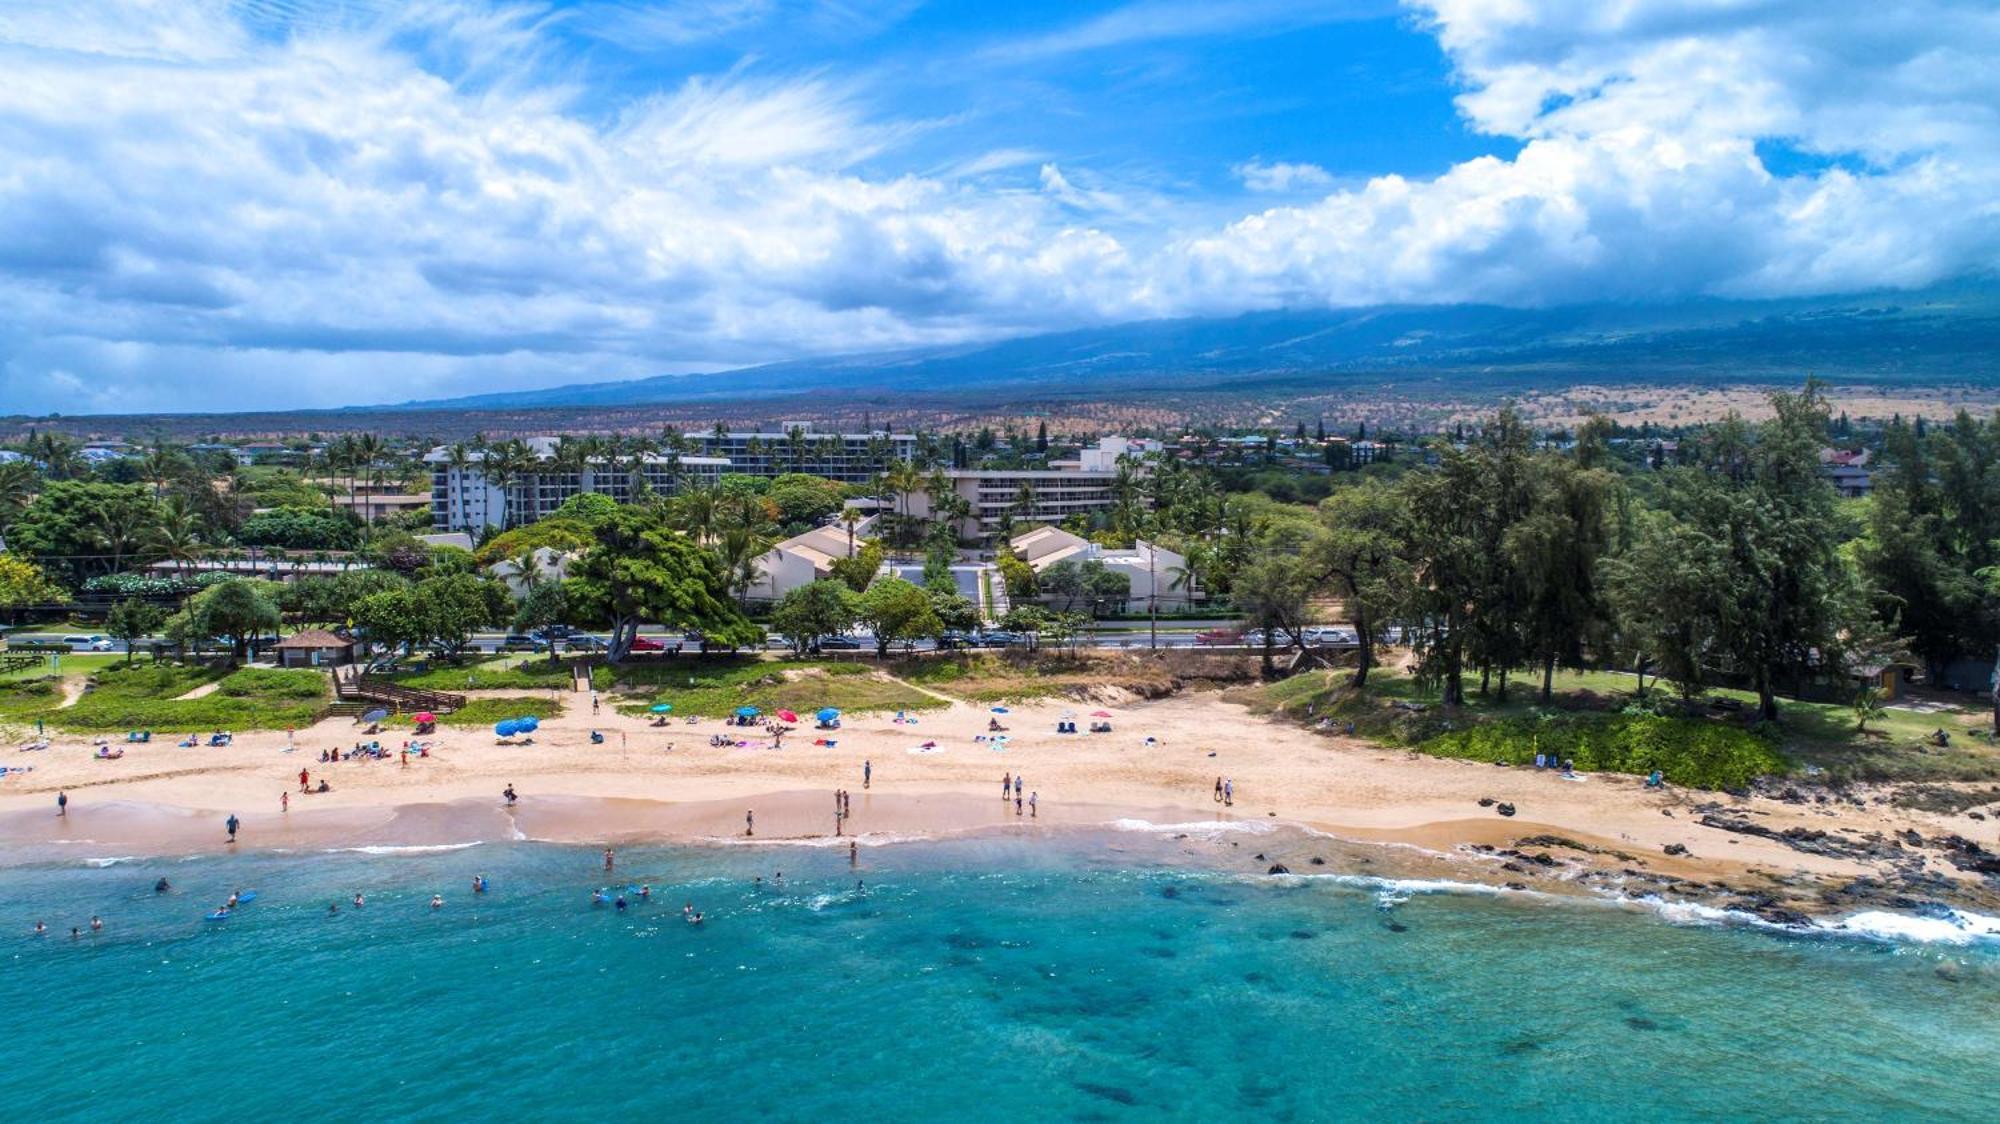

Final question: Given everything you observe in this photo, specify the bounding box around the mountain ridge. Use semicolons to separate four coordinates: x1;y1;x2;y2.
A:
380;280;2000;412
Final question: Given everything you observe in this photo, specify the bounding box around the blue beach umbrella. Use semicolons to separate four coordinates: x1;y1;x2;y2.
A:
735;706;761;718
990;706;1009;714
518;716;539;733
495;720;519;738
815;707;840;721
650;703;673;714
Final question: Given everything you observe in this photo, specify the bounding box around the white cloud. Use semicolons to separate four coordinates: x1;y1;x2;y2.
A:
1234;160;1335;193
3;0;2000;412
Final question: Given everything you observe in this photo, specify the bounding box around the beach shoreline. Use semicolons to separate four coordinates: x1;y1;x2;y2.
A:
5;688;1998;924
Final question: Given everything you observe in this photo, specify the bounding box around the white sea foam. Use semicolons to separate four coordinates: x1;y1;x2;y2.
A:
1819;908;2000;946
83;856;137;868
1107;817;1276;836
332;841;484;856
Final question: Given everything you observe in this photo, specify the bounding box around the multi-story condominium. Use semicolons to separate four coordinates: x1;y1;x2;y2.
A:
425;437;729;532
684;425;917;482
906;438;1153;541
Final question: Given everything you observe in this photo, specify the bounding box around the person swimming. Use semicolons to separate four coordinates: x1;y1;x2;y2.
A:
429;894;444;909
328;903;340;914
353;893;365;908
90;916;102;932
687;911;704;925
154;878;170;894
225;892;239;909
472;875;487;894
615;895;627;912
638;884;651;899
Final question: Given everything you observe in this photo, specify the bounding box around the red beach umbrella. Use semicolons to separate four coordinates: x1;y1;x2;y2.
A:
777;710;799;724
1091;710;1113;718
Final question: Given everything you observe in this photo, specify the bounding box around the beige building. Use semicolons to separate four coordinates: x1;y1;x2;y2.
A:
745;516;879;603
1009;526;1190;610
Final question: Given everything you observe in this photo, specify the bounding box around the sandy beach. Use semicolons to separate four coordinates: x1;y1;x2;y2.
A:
6;686;1997;917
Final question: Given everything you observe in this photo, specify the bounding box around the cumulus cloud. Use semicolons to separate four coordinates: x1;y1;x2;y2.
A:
1;0;1998;412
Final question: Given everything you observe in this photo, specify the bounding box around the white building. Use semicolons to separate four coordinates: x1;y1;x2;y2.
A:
686;426;916;482
906;437;1152;541
1009;527;1189;610
425;437;730;533
745;516;879;603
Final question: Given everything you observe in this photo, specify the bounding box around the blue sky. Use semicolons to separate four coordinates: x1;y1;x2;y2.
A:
2;0;1997;413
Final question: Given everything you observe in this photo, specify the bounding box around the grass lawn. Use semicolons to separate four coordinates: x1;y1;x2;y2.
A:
891;652;1186;703
404;696;566;728
0;652;124;682
388;655;612;692
1250;666;2000;785
611;657;946;718
1;660;334;732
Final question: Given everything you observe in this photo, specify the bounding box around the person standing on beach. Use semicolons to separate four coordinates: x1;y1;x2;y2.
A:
281;792;289;814
1014;775;1024;799
1223;779;1234;806
299;768;310;794
1029;792;1037;818
745;810;754;836
225;813;240;843
56;791;66;818
849;840;857;865
863;760;871;789
604;848;615;872
1002;772;1011;799
504;784;518;806
1214;778;1223;803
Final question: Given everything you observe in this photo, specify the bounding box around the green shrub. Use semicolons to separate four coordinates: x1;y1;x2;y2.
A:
218;667;329;700
1419;713;1788;789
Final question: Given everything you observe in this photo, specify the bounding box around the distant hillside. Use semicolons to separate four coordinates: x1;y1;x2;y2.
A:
389;280;2000;412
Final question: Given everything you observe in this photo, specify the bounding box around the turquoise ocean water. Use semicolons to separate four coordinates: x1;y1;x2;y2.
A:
2;831;1996;1122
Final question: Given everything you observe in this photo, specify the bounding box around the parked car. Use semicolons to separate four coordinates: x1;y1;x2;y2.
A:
61;634;113;651
1195;627;1244;646
498;634;539;652
815;635;863;651
937;631;975;650
975;630;1027;647
564;636;608;653
629;636;667;652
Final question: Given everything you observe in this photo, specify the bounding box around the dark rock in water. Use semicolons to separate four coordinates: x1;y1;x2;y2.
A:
1160;886;1180;899
1073;1082;1139;1107
1289;930;1316;940
1501;861;1526;873
1266;864;1291;875
1625;1016;1660;1031
1663;843;1689;856
1140;946;1177;959
1525;852;1558;867
1386;921;1408;933
1505;881;1529;891
1932;834;2000;875
1309;856;1326;866
1478;797;1496;807
1496;803;1517;817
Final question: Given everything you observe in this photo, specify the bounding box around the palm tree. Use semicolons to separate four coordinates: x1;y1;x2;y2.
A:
673;481;722;544
91;506;149;577
352;432;385;524
29;433;83;480
785;425;808;472
0;460;37;536
148;498;203;574
509;548;544;592
840;506;863;554
141;441;178;501
882;460;924;546
716;525;772;606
